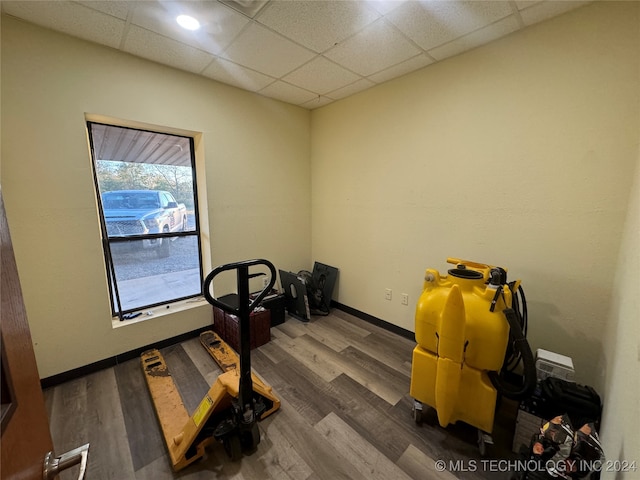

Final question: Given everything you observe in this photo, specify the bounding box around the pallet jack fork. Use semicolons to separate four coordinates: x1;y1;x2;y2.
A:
141;259;281;471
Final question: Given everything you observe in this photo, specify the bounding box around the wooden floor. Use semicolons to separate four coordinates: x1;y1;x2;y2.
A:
44;309;519;480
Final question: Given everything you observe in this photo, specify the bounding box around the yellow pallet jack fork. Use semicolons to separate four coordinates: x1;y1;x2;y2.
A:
141;259;280;471
199;330;280;419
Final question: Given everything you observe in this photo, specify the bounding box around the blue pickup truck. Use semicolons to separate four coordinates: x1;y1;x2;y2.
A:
101;190;188;257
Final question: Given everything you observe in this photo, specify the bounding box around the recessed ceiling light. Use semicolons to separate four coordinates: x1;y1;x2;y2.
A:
176;15;200;31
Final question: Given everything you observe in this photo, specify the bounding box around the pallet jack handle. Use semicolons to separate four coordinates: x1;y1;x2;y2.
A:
203;259;277;422
203;259;277;315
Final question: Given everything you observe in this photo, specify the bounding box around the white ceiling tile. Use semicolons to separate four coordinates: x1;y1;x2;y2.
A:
2;1;125;49
386;0;513;51
428;15;520;61
519;1;592;26
301;95;335;109
325;19;421;76
221;22;316;78
283;57;362;95
326;78;376;100
367;53;434;83
77;1;131;20
364;0;408;16
3;0;589;108
258;80;318;105
201;57;275;91
130;1;249;55
123;25;215;74
257;0;380;53
220;0;270;18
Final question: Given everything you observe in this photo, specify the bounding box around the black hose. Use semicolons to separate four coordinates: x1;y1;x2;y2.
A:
488;307;537;400
516;284;528;337
503;285;528;373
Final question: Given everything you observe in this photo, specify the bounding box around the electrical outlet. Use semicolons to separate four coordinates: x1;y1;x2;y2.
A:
401;293;409;305
385;288;392;301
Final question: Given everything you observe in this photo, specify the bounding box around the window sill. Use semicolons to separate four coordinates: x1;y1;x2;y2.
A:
111;296;208;329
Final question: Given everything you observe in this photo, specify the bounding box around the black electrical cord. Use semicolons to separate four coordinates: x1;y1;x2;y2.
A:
488;307;537;400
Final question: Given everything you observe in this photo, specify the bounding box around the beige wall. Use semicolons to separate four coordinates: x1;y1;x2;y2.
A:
599;136;639;478
311;1;639;387
1;17;311;378
2;6;639;452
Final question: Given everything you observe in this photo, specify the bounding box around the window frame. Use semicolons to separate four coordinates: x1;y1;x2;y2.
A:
87;121;204;320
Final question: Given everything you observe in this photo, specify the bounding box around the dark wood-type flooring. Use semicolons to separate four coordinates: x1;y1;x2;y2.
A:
44;309;519;480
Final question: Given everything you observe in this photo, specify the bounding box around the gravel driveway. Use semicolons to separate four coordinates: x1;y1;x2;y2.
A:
112;213;201;281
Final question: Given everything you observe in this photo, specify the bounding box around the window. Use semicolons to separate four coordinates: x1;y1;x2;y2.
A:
87;122;203;319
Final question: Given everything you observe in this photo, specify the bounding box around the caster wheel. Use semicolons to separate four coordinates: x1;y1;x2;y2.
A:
478;437;486;457
412;400;424;425
241;422;261;454
477;430;494;457
223;433;242;461
251;423;260;447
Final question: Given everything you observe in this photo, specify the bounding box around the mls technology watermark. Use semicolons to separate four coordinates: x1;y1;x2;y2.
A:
434;458;638;474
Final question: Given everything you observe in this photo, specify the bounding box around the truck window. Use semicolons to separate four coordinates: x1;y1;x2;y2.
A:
87;121;202;320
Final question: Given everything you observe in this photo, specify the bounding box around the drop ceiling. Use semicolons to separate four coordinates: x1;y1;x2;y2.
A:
1;0;591;109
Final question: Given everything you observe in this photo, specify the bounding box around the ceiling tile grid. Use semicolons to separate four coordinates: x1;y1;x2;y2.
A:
326;78;377;101
2;1;126;49
130;0;250;55
124;24;216;74
258;79;320;105
427;14;522;61
77;1;130;20
283;56;362;95
201;56;275;92
367;53;435;84
256;0;382;53
519;0;591;26
1;0;593;109
220;21;317;78
323;17;423;77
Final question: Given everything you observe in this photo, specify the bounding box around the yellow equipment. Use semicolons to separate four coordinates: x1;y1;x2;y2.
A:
142;259;280;470
410;258;535;454
199;329;280;421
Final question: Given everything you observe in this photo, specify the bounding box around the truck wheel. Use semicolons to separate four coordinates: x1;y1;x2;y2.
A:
157;227;171;258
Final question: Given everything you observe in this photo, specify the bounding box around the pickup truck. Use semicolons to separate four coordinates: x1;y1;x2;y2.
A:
101;190;188;257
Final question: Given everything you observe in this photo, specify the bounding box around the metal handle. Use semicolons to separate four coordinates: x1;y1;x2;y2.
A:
43;443;90;480
203;259;277;314
203;259;277;415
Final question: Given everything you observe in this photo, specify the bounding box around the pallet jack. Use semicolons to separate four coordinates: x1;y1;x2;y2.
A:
141;259;281;471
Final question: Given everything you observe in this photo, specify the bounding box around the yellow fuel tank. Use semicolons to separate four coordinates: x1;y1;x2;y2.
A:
410;258;514;434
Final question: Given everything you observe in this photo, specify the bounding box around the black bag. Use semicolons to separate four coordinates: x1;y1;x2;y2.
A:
539;378;602;429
